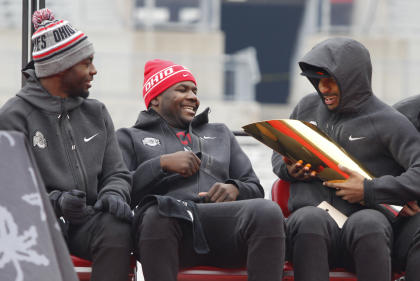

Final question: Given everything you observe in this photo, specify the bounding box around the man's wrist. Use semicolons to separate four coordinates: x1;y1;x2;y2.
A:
160;155;167;172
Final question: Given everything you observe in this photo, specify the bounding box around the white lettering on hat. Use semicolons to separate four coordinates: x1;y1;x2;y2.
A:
144;66;175;94
164;68;174;76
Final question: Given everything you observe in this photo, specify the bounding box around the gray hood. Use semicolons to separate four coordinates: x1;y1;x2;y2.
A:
18;68;84;113
393;94;420;131
299;37;373;113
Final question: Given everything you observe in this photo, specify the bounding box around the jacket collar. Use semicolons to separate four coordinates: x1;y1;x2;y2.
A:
17;68;84;114
133;107;210;130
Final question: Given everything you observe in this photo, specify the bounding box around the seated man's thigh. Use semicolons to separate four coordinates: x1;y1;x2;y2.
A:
67;212;132;259
139;204;181;240
286;203;340;265
286;206;340;238
393;212;420;268
180;199;284;268
342;209;392;244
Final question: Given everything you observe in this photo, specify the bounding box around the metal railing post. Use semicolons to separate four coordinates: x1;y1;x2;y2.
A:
21;0;45;87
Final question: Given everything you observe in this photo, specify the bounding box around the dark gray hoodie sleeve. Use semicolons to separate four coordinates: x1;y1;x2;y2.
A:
117;128;167;205
271;151;296;182
96;106;132;203
0;97;31;135
271;99;306;182
364;113;420;205
225;128;265;199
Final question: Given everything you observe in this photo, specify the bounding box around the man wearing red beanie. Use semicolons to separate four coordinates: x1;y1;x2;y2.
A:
117;59;285;281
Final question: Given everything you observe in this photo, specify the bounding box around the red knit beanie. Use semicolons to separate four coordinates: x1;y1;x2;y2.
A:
143;59;196;108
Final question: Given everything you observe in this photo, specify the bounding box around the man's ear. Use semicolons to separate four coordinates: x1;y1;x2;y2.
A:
56;68;68;78
150;98;159;107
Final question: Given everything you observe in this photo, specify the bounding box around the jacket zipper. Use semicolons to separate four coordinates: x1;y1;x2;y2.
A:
66;115;88;192
191;125;202;194
325;114;340;205
58;100;87;192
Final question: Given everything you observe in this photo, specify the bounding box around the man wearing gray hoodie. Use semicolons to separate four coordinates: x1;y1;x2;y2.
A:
272;38;420;280
391;95;420;278
0;9;132;281
393;95;420;132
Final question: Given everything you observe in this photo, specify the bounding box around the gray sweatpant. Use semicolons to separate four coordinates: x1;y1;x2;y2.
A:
136;198;286;281
393;212;420;280
67;212;133;281
286;206;393;281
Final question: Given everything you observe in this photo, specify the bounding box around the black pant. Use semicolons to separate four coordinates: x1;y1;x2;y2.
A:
286;206;393;281
136;198;285;281
393;212;420;280
67;212;133;281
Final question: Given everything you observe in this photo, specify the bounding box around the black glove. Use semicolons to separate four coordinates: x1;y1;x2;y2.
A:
94;192;133;222
58;189;94;225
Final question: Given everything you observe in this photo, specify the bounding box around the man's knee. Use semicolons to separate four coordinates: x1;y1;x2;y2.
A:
139;205;181;240
344;209;392;239
250;199;284;221
96;212;132;248
243;199;285;235
287;206;337;237
342;209;392;256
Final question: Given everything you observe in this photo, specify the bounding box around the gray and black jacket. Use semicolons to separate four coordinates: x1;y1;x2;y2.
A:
117;108;264;207
272;38;420;216
0;68;132;214
393;94;420;132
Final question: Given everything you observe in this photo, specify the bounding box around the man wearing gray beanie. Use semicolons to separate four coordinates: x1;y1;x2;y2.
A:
0;8;133;281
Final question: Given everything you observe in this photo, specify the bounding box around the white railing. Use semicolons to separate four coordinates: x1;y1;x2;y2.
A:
132;0;220;32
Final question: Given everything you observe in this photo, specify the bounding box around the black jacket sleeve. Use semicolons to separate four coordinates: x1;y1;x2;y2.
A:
364;113;420;205
96;106;132;204
225;128;265;199
271;151;296;182
117;128;168;206
270;99;304;183
0;98;30;135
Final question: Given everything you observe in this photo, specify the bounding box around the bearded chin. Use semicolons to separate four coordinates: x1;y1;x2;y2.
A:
69;89;89;99
80;91;89;99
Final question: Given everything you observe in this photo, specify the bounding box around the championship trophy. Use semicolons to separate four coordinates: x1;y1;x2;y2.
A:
243;119;402;222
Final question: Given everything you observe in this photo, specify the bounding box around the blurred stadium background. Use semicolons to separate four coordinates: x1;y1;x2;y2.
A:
1;0;420;206
3;1;420;279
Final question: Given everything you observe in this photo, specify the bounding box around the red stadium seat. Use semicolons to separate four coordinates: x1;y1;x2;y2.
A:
71;255;137;281
178;266;247;281
271;178;291;217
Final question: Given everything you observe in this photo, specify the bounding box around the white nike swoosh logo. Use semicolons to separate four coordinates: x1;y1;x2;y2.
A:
84;133;99;142
349;135;366;141
202;136;216;140
182;74;189;77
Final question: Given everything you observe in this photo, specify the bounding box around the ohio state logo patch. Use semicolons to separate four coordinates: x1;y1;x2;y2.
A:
142;137;160;147
33;131;47;149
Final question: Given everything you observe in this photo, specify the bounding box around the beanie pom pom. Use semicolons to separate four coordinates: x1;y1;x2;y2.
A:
32;8;55;29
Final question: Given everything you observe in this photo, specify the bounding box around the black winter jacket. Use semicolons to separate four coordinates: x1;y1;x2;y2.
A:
0;68;131;212
272;38;420;216
117;108;264;206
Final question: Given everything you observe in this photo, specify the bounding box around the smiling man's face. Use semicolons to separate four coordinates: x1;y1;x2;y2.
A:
152;81;199;129
318;77;341;110
61;55;97;99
